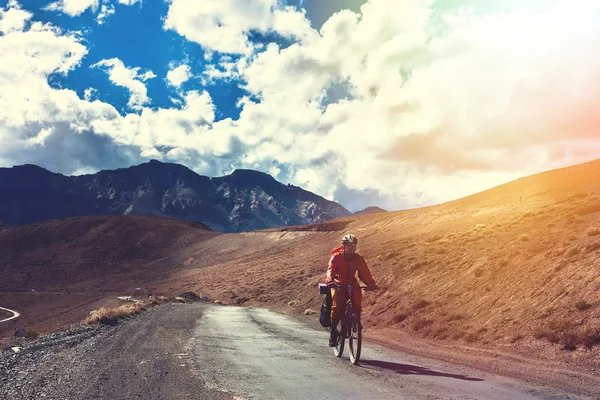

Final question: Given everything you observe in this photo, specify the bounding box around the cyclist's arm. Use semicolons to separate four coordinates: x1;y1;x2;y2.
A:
325;255;337;285
357;255;376;287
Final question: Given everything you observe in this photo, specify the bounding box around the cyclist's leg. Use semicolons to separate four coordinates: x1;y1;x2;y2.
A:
352;288;363;326
329;289;345;346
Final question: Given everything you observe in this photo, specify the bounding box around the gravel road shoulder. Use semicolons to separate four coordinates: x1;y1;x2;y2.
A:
0;303;232;400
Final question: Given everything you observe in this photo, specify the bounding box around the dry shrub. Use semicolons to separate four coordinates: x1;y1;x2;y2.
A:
546;223;555;228
475;224;486;229
566;246;580;257
521;211;534;218
425;235;443;243
451;330;465;340
85;302;146;326
534;318;572;344
575;300;591;311
392;312;408;324
560;331;579;351
571;192;589;200
566;214;583;224
586;242;600;252
587;227;600;236
580;326;600;349
473;267;483;277
519;234;530;241
25;330;40;340
446;313;464;322
576;203;600;216
411;317;433;331
464;332;479;343
304;309;316;315
510;334;524;343
412;299;431;311
545;325;600;350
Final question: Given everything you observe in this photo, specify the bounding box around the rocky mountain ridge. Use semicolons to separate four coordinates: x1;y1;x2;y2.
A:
0;160;351;232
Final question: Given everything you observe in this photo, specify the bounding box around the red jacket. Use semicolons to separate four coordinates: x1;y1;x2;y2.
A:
326;246;376;287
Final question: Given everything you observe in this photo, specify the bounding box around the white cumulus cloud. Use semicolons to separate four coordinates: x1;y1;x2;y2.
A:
44;0;99;16
166;64;191;87
44;0;141;24
91;58;156;110
164;0;315;54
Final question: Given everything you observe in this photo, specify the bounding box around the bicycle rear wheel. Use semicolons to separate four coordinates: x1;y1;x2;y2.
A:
333;319;345;357
349;311;362;365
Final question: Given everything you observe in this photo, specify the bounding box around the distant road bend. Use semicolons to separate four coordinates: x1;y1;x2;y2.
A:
0;306;19;323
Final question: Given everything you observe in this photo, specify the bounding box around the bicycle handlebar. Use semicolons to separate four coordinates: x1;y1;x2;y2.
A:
328;284;378;291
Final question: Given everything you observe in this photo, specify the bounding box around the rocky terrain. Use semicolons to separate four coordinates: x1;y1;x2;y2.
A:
0;160;351;232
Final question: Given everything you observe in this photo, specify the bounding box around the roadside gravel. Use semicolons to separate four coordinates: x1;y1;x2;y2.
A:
0;303;231;400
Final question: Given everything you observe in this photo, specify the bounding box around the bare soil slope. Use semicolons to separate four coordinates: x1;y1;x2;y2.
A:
0;216;218;335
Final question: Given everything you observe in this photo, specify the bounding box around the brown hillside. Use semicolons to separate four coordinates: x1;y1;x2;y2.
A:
0;216;218;335
1;159;600;371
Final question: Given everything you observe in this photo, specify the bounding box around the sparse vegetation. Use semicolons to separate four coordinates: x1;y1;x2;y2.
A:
391;312;408;324
534;318;574;346
576;203;600;216
521;211;534;218
85;302;146;326
575;300;591;311
587;227;600;236
446;313;464;322
570;192;589;200
586;241;600;252
25;330;40;340
464;332;479;343
519;234;530;241
424;235;443;243
304;308;316;315
412;299;431;310
411;317;433;331
510;334;524;343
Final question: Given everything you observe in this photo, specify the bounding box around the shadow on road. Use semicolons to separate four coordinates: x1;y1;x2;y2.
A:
359;359;484;382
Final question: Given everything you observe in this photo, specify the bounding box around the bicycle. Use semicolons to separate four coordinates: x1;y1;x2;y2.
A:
330;284;375;365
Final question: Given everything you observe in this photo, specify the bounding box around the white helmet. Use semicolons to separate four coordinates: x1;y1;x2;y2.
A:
342;234;358;245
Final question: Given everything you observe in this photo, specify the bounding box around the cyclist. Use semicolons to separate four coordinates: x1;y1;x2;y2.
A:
326;234;378;347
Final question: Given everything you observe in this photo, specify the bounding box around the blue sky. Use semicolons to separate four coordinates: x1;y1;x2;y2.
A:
1;0;600;212
12;0;366;121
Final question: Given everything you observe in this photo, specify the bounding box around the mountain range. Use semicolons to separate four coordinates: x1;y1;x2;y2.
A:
0;160;352;232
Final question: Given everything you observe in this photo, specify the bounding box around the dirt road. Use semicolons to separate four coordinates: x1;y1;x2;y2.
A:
0;303;594;400
194;305;586;400
0;306;19;323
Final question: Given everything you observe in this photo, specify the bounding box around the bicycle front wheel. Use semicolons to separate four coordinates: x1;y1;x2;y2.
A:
333;319;345;358
349;311;362;365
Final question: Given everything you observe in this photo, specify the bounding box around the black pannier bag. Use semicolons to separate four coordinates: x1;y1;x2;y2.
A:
318;283;332;328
